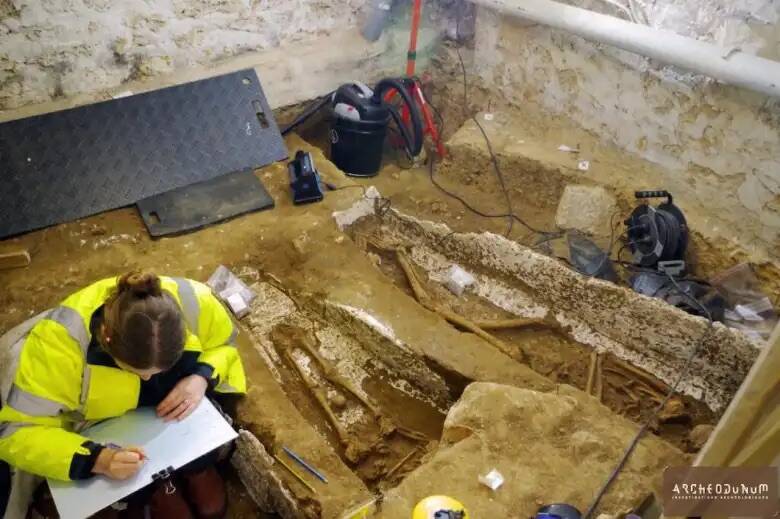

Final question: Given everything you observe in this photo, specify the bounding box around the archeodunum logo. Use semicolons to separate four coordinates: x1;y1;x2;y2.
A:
671;481;770;498
663;467;779;516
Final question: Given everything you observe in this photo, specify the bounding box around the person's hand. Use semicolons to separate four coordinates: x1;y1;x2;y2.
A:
157;375;208;422
93;446;145;480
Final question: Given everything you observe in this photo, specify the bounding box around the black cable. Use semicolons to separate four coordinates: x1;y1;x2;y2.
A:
281;92;334;136
474;117;515;237
453;47;513;238
403;75;445;142
387;127;416;170
322;183;366;194
532;232;564;252
323;182;455;247
666;273;715;317
616;242;631;265
424;54;560;240
612;257;714;288
427;156;561;239
387;103;418;161
577;209;623;278
374;77;424;158
582;274;713;519
428;96;445;134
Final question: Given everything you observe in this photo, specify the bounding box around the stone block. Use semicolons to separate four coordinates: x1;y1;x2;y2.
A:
232;430;307;518
377;382;684;518
555;184;618;237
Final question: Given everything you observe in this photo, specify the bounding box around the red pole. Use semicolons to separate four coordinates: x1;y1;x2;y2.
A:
389;0;446;157
406;0;422;76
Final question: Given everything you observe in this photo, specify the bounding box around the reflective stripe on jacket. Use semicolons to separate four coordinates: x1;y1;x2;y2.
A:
0;276;246;481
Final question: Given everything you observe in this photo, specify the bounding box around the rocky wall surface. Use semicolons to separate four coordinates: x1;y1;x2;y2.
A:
0;0;365;108
0;0;453;111
472;1;780;263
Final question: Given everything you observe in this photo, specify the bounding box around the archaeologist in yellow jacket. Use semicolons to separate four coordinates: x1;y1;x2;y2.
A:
0;271;246;519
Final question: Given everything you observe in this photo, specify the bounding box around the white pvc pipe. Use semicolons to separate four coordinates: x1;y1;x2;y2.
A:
470;0;780;98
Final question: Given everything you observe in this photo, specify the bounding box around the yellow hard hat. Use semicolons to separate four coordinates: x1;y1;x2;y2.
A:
412;496;469;519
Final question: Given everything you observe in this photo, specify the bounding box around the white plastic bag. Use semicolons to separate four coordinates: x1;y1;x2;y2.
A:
207;265;256;318
478;469;504;490
445;265;476;296
712;263;777;341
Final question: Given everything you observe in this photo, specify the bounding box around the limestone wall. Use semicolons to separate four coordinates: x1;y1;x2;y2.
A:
0;0;450;113
472;1;780;264
0;0;352;108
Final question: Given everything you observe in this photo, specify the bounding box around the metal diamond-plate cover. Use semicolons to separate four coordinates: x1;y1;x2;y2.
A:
137;169;275;237
0;69;287;238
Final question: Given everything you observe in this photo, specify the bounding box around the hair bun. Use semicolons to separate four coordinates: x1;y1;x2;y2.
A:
117;271;162;298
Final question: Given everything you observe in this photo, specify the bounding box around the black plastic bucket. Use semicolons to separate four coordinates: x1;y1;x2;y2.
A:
330;114;389;177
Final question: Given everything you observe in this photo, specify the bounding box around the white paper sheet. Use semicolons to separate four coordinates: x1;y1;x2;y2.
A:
49;399;237;519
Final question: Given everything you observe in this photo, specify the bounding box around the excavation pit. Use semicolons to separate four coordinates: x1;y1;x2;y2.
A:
226;184;757;518
0;134;761;519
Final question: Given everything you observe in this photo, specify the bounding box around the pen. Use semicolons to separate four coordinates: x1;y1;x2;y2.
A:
106;443;149;460
282;446;328;483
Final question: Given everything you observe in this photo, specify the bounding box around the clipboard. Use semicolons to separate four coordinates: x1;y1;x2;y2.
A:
48;399;237;519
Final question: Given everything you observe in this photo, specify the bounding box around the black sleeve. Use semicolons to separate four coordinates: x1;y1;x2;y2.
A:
138;357;218;407
69;441;103;480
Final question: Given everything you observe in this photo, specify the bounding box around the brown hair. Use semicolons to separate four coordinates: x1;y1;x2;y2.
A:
102;271;185;371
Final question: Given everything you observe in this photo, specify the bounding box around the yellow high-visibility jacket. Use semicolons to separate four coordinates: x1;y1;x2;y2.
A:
0;276;245;481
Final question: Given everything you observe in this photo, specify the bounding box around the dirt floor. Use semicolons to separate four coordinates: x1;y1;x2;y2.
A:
0;106;752;517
